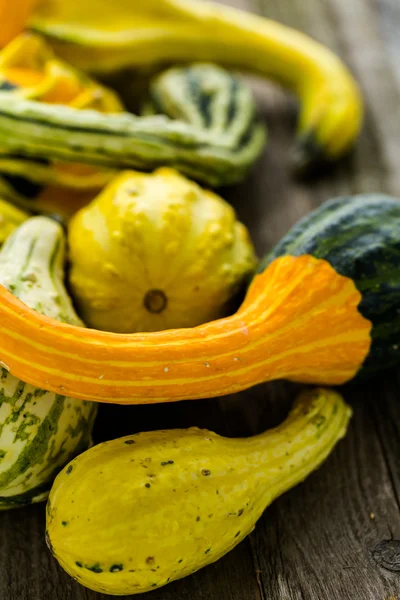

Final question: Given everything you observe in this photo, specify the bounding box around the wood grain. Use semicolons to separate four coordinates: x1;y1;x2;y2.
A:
0;0;400;598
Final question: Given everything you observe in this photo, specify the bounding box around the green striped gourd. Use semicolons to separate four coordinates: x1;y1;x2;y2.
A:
0;63;265;213
0;32;123;215
260;194;400;377
0;217;97;509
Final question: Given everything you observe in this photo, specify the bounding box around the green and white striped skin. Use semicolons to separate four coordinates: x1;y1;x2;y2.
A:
142;63;265;173
0;63;265;211
0;217;97;509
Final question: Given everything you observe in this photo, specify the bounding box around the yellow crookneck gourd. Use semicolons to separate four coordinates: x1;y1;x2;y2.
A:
68;168;257;332
46;387;351;595
27;0;363;169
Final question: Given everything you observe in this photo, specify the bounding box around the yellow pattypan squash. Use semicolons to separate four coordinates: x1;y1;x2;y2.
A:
68;168;257;333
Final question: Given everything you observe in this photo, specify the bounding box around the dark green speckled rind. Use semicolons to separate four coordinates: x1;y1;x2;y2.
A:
259;194;400;378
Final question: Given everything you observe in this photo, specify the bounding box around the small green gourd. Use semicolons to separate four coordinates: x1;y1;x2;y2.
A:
0;62;265;209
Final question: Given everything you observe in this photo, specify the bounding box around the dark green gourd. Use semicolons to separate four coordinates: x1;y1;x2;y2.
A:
260;194;400;377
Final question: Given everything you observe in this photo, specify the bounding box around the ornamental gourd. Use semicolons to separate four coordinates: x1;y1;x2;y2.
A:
68;168;257;332
260;194;400;377
0;197;29;244
0;0;39;47
26;0;363;170
0;217;97;508
0;57;265;195
0;194;398;404
0;33;123;216
46;388;351;595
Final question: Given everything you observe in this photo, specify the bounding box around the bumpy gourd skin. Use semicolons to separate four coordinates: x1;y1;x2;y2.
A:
0;217;97;509
29;0;363;169
46;388;351;595
68;168;257;332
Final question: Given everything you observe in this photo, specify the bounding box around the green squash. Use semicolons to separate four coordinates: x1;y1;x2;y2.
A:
0;216;97;508
260;194;400;376
0;62;265;212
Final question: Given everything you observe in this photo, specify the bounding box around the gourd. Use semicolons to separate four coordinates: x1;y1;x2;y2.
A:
0;60;266;192
260;194;400;377
0;33;123;215
0;197;29;244
68;168;257;333
0;194;398;404
46;387;351;595
0;249;371;403
0;0;39;47
27;0;363;170
0;216;97;508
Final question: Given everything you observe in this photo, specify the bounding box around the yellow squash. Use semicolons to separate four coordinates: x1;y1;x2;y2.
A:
68;168;257;332
28;0;363;169
46;387;351;595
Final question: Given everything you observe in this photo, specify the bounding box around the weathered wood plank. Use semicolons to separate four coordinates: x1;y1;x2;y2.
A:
372;372;400;515
237;0;400;598
249;383;400;600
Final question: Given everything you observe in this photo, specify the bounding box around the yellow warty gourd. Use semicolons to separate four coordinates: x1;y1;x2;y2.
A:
68;168;257;332
46;388;351;595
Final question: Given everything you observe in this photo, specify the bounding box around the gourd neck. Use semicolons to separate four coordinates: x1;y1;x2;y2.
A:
242;388;351;502
0;254;371;402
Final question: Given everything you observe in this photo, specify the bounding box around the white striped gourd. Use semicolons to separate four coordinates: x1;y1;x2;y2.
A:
0;216;97;509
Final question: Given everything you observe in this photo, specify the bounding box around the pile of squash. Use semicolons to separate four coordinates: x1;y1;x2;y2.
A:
0;0;397;597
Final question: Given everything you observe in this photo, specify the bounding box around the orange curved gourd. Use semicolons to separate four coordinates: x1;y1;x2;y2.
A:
0;255;371;403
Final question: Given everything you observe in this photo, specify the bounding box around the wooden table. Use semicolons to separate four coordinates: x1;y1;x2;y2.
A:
2;0;400;598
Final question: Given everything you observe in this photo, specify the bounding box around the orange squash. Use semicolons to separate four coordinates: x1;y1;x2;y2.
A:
0;0;40;47
0;254;371;403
